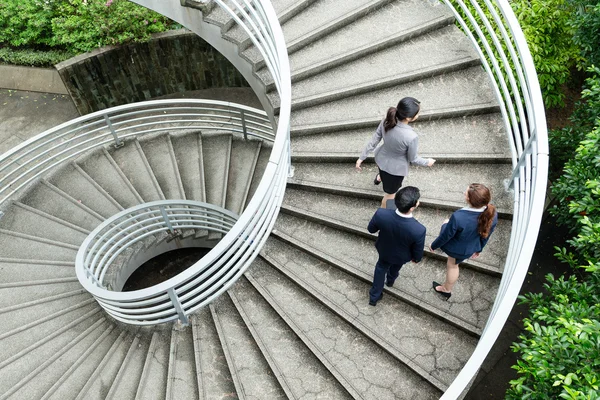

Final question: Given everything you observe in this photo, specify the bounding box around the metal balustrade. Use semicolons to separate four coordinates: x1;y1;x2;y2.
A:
439;0;548;397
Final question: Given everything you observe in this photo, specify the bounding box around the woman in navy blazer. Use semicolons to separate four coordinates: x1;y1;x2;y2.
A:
430;183;498;299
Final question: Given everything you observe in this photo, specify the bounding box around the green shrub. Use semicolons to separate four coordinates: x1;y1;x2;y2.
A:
0;47;73;67
0;0;58;47
570;1;600;69
507;272;600;400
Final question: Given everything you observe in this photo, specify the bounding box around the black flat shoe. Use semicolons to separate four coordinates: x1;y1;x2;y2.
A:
373;174;381;185
432;281;451;300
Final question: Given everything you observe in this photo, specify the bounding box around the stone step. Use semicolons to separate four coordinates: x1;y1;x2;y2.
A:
226;137;262;214
190;308;237;399
105;335;149;400
77;148;143;209
134;331;171;400
171;131;206;203
140;134;186;200
286;0;455;82
289;161;514;213
0;287;87;322
47;163;122;219
40;323;119;400
272;212;501;331
210;296;286;399
259;238;479;388
74;331;137;400
245;258;443;398
244;142;272;209
285;29;481;111
0;318;108;400
289;66;497;129
165;325;199;400
202;133;232;210
281;187;510;272
0;307;102;395
229;277;354;399
18;180;104;232
291;113;511;159
0;228;78;262
0;201;89;246
108;139;164;202
0;259;75;284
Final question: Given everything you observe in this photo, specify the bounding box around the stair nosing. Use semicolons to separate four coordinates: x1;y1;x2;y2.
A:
0;228;79;250
72;162;125;211
101;147;145;203
106;335;142;400
41;179;105;222
135;138;166;201
12;201;91;234
0;289;87;315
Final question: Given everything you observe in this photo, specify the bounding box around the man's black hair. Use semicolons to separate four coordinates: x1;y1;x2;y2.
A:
395;186;420;213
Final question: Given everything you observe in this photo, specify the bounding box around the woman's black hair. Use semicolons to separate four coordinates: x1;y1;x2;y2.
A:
383;97;421;132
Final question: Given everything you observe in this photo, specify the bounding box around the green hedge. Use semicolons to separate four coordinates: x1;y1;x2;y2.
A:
0;47;73;67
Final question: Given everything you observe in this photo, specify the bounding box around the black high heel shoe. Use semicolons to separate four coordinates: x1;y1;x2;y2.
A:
373;174;381;185
432;281;451;300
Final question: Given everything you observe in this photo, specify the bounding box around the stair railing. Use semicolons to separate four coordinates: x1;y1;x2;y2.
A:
439;0;549;397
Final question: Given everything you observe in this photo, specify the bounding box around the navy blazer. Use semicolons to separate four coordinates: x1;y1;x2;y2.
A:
368;208;426;265
431;208;498;258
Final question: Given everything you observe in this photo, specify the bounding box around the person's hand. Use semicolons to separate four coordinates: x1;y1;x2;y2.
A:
355;159;363;171
427;158;436;167
471;252;481;259
428;246;434;252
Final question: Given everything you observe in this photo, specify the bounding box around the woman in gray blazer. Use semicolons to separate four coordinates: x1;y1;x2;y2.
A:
355;97;435;208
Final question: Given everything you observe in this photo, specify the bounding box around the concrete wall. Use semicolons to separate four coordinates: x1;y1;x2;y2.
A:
55;29;249;115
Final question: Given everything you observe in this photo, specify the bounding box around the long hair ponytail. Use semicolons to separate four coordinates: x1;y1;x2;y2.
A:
466;183;495;239
383;97;421;132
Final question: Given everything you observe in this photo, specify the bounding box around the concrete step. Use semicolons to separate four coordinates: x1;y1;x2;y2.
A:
202;133;232;210
140;134;186;200
171;132;206;203
165;325;199;400
229;277;354;399
0;228;78;262
244;142;272;209
286;0;455;80
289;66;497;128
286;28;481;111
134;331;171;400
245;258;442;398
190;308;237;399
225;137;262;214
210;296;287;399
47;163;122;219
108;139;164;202
0;318;109;400
40;323;119;400
0;201;89;246
272;212;501;331
75;331;137;400
19;180;104;231
106;335;150;400
289;161;514;213
291;113;511;159
260;238;479;388
77;148;143;208
0;259;75;284
281;187;510;272
0;307;102;395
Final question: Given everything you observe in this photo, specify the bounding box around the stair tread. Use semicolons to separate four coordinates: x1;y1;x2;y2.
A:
171;132;206;203
166;326;199;400
291;113;510;157
288;0;454;73
202;133;231;208
290;66;497;128
140;134;186;200
272;212;501;330
244;143;272;209
134;331;170;400
0;230;78;262
226;137;261;214
0;260;75;284
247;258;443;398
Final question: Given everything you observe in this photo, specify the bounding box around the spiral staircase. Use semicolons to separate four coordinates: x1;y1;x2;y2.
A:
0;0;549;399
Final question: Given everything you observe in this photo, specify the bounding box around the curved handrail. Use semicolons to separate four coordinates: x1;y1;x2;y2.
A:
439;0;548;397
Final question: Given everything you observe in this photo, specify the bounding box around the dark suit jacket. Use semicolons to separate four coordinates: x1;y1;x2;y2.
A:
368;208;426;265
430;209;498;258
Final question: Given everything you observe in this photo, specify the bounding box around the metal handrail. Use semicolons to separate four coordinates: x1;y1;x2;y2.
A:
439;0;548;397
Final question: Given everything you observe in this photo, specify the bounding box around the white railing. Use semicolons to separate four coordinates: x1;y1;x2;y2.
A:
76;200;241;325
0;99;274;206
439;0;548;397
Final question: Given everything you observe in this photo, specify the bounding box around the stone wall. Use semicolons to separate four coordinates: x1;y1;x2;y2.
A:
55;29;249;115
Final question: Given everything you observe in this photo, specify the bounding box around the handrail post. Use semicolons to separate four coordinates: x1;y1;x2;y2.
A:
159;206;175;234
240;110;248;140
168;288;189;325
104;114;124;148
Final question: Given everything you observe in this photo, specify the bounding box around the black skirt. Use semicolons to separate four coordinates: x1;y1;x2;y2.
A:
379;168;404;194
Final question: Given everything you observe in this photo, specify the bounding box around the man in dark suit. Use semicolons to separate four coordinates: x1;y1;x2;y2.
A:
368;186;426;306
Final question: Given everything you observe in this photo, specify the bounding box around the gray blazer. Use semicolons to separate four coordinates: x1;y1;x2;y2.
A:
359;120;428;176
